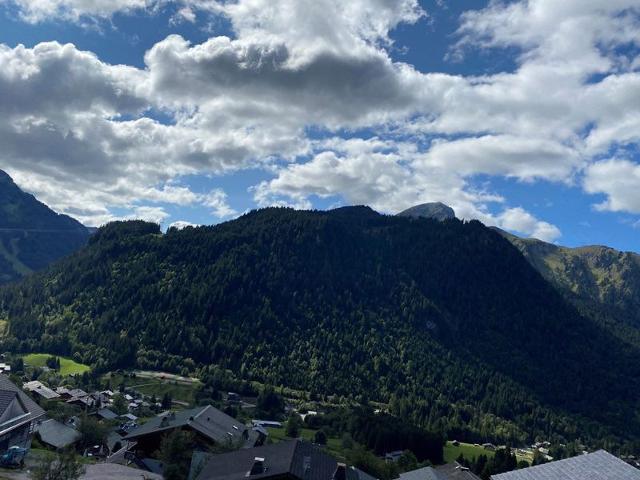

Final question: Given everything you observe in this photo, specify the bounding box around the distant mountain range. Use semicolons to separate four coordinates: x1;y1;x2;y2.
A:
0;170;89;283
1;206;639;451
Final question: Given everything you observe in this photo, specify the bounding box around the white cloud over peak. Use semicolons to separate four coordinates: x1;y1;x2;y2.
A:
1;0;639;239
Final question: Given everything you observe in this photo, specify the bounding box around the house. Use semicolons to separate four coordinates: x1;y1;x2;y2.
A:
55;387;72;399
123;405;263;456
491;450;640;480
22;381;60;401
399;462;481;480
120;413;138;422
195;439;375;480
384;450;405;462
67;395;96;409
68;389;88;398
36;419;81;450
95;408;119;421
252;419;283;429
0;375;46;453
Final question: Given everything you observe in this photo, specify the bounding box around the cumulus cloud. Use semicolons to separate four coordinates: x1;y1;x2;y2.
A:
3;0;153;23
496;207;561;242
0;0;639;238
584;159;640;213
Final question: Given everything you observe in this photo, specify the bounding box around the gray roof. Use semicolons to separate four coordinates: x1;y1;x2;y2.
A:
37;419;81;449
399;463;481;480
435;463;482;480
492;450;640;480
123;405;258;447
0;375;46;432
399;466;443;480
196;439;349;480
97;408;118;420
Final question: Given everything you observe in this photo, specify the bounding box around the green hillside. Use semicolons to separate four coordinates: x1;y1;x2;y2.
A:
1;207;639;451
498;229;640;347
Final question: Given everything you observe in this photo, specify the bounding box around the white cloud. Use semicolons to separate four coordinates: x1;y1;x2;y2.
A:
203;189;237;218
126;206;170;224
584;159;640;213
168;220;199;229
0;0;639;237
496;207;561;242
3;0;153;23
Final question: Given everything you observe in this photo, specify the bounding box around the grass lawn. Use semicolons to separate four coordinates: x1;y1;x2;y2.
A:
444;441;531;465
267;427;345;461
23;353;90;376
444;441;496;463
105;373;201;405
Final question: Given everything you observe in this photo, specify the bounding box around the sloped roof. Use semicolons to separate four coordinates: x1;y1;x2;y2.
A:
491;450;640;480
399;466;443;480
23;381;60;400
435;463;482;480
123;405;257;447
195;439;343;480
37;419;81;449
399;463;481;480
0;375;45;433
97;408;118;420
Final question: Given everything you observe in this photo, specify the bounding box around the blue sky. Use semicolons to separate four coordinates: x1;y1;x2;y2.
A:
0;0;639;251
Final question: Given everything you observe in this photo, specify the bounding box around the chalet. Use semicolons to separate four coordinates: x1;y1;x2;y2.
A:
252;419;283;429
400;463;481;480
123;405;263;456
36;419;81;450
22;381;60;401
0;375;46;453
95;408;119;421
195;439;376;480
491;450;640;480
55;386;71;399
384;450;404;462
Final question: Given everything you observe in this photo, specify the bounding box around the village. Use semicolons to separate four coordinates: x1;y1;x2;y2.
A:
0;353;636;480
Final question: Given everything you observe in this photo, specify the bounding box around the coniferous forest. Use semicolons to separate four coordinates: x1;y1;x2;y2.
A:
1;206;639;452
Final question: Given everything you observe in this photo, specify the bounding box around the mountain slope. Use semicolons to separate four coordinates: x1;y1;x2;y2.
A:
1;207;639;449
0;170;89;283
497;229;640;343
397;202;456;221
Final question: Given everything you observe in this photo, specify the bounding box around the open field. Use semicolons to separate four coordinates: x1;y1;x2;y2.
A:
444;441;532;465
105;373;201;405
22;353;90;376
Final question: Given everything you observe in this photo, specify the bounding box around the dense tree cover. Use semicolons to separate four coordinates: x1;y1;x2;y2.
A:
0;170;88;283
1;207;640;451
306;407;443;463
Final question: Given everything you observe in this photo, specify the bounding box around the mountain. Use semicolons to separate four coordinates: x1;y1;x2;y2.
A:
497;229;640;344
1;207;639;450
397;202;456;221
0;170;89;283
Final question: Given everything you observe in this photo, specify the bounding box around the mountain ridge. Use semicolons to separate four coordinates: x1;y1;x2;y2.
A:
0;170;89;283
1;206;638;450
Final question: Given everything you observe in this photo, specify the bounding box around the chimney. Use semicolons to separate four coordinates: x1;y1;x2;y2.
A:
248;457;265;476
332;463;347;480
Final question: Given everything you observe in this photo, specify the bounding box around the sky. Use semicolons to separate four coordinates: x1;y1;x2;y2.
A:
0;1;639;251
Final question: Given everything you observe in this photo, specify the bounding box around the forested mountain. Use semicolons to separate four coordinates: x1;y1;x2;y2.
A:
0;170;89;283
497;229;640;346
1;207;639;452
